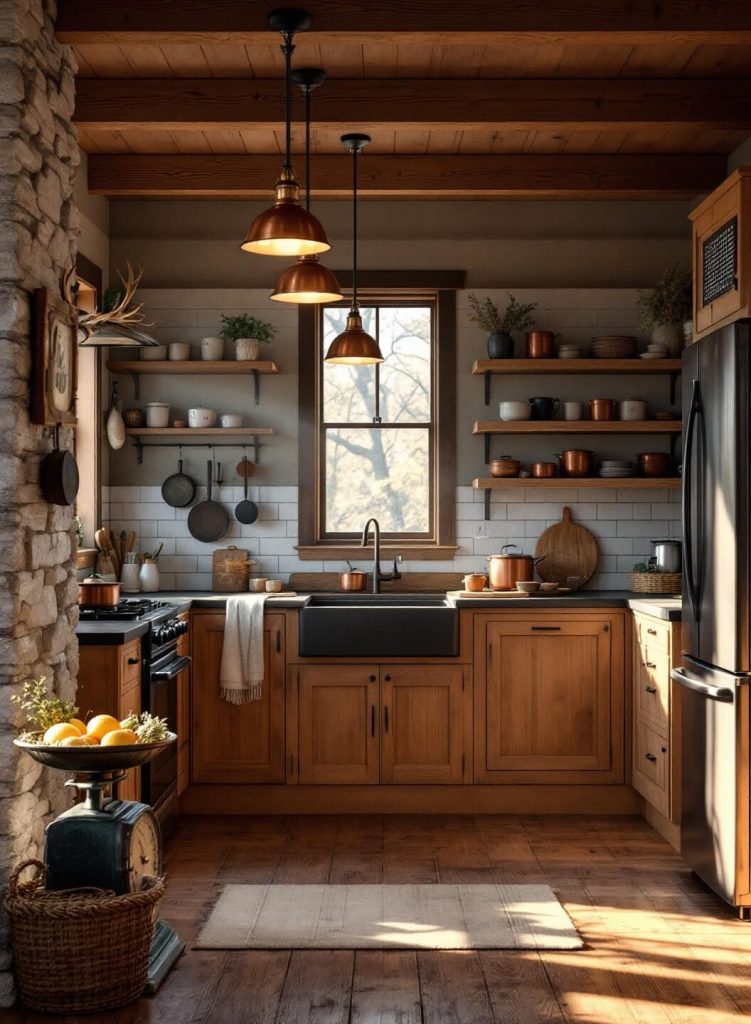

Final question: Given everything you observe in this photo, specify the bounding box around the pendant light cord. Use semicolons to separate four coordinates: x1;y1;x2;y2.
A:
281;32;295;174
304;85;311;211
352;145;359;310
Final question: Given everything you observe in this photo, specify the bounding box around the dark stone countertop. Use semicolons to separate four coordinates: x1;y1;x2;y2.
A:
76;620;150;646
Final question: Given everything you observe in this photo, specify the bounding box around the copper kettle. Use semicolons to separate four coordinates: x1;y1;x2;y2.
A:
556;450;594;477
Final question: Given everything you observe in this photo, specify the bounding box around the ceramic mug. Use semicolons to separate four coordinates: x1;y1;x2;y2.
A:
529;396;559;420
563;401;583;421
618;399;647;421
201;336;224;361
168;342;191;361
462;573;487;593
249;577;269;592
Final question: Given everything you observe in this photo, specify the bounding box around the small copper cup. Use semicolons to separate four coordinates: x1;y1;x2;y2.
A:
525;331;558;359
589;399;616;421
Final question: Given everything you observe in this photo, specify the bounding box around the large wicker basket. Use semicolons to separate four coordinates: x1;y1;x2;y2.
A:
629;571;682;594
4;859;164;1013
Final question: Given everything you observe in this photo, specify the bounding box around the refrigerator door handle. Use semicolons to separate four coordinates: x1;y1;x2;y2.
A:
682;378;700;617
671;666;734;702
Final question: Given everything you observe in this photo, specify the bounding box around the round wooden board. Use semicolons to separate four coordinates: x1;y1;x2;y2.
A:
534;506;599;589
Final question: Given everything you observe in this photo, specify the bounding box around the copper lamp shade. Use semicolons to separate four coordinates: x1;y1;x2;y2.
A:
242;173;330;257
271;255;342;304
325;310;383;364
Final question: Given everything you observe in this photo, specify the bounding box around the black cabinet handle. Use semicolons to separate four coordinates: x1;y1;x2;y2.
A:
645;685;658;694
369;674;376;682
645;752;657;762
371;705;375;737
384;706;389;732
127;657;140;665
384;673;391;681
646;662;657;669
531;626;561;632
647;628;658;636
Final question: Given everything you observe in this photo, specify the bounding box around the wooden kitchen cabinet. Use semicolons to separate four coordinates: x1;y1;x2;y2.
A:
473;612;625;784
191;611;286;784
296;663;466;784
381;666;465;784
78;637;144;802
297;665;379;784
631;612;682;823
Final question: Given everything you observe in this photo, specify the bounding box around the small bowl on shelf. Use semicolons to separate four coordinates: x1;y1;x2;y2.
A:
516;581;540;594
539;581;560;592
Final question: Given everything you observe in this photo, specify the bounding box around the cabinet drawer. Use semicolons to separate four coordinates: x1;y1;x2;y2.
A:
635;645;670;733
119;640;142;688
633;717;670;818
634;614;670;655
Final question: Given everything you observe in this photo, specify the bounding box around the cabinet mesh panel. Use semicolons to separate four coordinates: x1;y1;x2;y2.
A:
702;217;737;306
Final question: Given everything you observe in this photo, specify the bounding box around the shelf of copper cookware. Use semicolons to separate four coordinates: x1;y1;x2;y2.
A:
472;420;682;434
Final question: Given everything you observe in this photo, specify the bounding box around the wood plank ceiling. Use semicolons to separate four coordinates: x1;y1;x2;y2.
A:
58;0;751;198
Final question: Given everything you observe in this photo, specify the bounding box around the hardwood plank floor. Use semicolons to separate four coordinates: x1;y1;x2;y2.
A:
9;814;751;1023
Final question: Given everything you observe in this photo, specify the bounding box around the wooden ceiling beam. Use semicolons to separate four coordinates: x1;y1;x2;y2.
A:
56;0;751;43
86;153;725;199
74;78;751;133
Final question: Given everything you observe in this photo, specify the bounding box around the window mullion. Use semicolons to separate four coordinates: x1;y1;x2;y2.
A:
373;306;381;424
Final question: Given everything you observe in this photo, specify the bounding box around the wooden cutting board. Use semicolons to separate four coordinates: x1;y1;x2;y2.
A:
534;507;599;590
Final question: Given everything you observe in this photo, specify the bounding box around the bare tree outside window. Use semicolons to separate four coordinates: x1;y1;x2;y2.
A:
321;303;434;536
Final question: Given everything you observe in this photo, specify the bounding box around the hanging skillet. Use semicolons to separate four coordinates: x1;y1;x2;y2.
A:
161;454;196;508
187;459;229;543
40;426;79;506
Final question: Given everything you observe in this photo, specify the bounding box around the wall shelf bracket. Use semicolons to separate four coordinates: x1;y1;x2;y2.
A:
484;489;491;521
484;372;491;406
129;371;140;400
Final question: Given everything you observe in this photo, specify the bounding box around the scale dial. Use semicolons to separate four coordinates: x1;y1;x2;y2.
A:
127;807;162;890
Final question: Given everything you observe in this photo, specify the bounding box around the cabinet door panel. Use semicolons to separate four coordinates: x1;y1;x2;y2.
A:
298;666;378;784
475;615;620;782
191;612;285;783
381;666;464;784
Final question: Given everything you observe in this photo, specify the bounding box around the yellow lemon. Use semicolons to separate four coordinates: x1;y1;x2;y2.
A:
100;728;138;747
86;714;122;741
61;734;97;747
43;722;81;744
68;719;87;735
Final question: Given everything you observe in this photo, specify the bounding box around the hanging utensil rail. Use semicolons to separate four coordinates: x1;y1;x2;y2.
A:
130;438;264;465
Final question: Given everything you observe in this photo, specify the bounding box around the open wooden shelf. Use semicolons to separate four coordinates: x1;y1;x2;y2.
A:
124;427;273;437
472;358;681;375
473;476;680;489
108;360;279;375
473;420;681;435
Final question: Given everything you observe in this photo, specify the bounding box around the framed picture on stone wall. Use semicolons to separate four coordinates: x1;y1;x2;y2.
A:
31;288;78;426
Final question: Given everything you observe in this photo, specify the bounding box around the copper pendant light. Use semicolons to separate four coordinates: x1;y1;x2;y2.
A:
271;68;343;304
241;9;330;257
325;134;383;365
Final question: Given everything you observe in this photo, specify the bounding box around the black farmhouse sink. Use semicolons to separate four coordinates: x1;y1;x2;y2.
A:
298;594;459;657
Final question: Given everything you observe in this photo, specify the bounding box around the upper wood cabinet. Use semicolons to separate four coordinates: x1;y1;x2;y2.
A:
191;611;286;784
381;666;465;784
690;169;751;341
295;663;466;785
473;612;625;784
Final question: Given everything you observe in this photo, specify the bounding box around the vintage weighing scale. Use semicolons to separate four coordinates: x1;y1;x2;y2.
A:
15;735;184;992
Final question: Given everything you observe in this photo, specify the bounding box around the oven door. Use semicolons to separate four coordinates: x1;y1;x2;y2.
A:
143;654;191;822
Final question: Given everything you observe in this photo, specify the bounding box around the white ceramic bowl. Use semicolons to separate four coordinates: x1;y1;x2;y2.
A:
249;578;269;592
498;400;531;421
140;345;167;361
220;413;243;428
265;579;283;593
145;402;170;428
168;343;191;361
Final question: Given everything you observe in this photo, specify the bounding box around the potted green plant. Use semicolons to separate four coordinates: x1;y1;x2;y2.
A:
468;293;537;358
637;265;692;356
219;314;276;361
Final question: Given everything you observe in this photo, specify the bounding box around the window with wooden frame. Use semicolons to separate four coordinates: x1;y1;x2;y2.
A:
298;274;460;560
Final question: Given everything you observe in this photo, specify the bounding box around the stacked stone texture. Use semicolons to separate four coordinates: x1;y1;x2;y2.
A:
0;0;78;1005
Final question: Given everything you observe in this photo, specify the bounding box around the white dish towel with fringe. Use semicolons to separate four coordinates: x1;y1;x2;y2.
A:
220;593;268;704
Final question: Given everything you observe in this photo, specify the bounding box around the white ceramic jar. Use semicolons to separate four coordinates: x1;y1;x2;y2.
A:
618;399;647;421
563;401;583;421
188;406;217;428
235;338;260;361
168;342;191;361
145;402;170;427
498;400;531;421
139;560;159;593
201;336;224;360
220;413;243;428
120;562;141;593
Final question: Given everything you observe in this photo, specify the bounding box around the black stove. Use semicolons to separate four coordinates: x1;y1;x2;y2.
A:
79;598;174;622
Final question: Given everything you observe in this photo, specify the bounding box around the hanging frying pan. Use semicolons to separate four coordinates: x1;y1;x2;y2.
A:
234;457;258;524
40;427;79;506
187;460;229;543
161;455;196;508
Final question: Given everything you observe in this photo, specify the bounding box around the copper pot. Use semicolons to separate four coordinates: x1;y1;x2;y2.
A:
531;462;558;478
339;568;368;591
78;574;121;607
589;399;616;421
487;544;546;591
556;450;594;477
638;452;670;477
525;331;558;359
489;455;521;478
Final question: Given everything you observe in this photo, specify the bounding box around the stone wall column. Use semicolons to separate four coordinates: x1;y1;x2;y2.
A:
0;0;79;1005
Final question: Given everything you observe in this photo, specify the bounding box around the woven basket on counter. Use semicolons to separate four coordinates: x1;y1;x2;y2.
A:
629;571;682;594
212;546;255;592
4;859;164;1013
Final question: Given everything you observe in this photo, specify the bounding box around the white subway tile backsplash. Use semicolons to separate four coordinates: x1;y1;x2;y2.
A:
260;486;298;503
617;521;660;537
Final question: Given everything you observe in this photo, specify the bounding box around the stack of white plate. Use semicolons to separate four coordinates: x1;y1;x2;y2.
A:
599;459;636;478
640;342;669;360
558;345;583;359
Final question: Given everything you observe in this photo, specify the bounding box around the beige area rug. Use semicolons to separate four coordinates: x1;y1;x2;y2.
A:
194;884;583;950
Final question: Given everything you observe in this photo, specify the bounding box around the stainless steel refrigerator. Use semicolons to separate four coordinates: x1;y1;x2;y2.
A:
672;319;751;916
